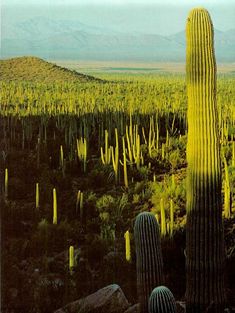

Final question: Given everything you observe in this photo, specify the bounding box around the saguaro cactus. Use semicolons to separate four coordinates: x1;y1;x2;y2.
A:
186;8;226;312
149;286;176;313
124;230;131;262
69;245;75;274
53;188;57;224
4;168;8;201
134;212;164;313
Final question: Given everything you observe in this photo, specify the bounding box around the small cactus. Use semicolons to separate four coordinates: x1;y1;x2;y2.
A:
149;286;176;313
4;168;8;201
36;182;39;209
134;212;164;313
69;246;75;274
124;230;131;262
53;188;57;224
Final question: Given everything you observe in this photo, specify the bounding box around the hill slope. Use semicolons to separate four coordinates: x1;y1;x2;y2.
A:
0;56;99;83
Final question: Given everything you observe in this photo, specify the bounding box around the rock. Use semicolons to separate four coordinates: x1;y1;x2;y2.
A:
175;302;234;313
176;301;186;313
54;284;130;313
124;304;140;313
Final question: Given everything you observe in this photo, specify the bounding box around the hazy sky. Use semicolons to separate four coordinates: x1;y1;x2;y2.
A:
3;0;235;4
2;0;235;35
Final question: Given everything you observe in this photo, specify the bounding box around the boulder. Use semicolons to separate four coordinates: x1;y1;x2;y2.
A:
176;301;186;313
124;304;140;313
54;284;130;313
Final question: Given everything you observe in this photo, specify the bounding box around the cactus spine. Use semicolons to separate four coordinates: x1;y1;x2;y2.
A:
149;286;176;313
186;8;226;312
134;212;164;313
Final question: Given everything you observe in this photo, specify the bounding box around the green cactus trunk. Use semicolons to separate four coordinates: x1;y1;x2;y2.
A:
186;8;226;312
134;212;164;313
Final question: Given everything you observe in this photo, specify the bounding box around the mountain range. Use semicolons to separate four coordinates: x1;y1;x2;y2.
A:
1;17;235;62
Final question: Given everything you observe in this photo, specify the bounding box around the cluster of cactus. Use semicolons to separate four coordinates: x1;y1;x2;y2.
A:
185;7;226;312
101;129;112;165
101;129;120;183
131;8;227;313
125;120;144;170
142;115;159;157
155;198;174;237
77;137;87;172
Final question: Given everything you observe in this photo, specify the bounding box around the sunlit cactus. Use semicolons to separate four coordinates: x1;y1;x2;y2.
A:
169;199;174;237
111;128;119;183
101;129;111;165
186;7;226;312
134;212;164;313
77;137;87;172
223;157;231;218
160;198;166;236
4;168;8;201
60;145;65;177
122;136;128;188
36;182;39;209
53;188;57;224
75;190;81;214
79;191;84;221
69;245;75;274
149;286;176;313
124;230;131;262
232;141;235;167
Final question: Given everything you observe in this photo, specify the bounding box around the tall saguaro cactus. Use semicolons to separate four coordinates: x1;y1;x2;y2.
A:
186;8;226;312
134;212;164;313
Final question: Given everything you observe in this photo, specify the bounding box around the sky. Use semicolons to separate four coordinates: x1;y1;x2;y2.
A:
1;0;235;35
2;0;235;4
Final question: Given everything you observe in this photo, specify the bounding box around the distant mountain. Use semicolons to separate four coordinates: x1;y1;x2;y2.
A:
1;17;235;62
168;29;235;62
0;56;100;82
